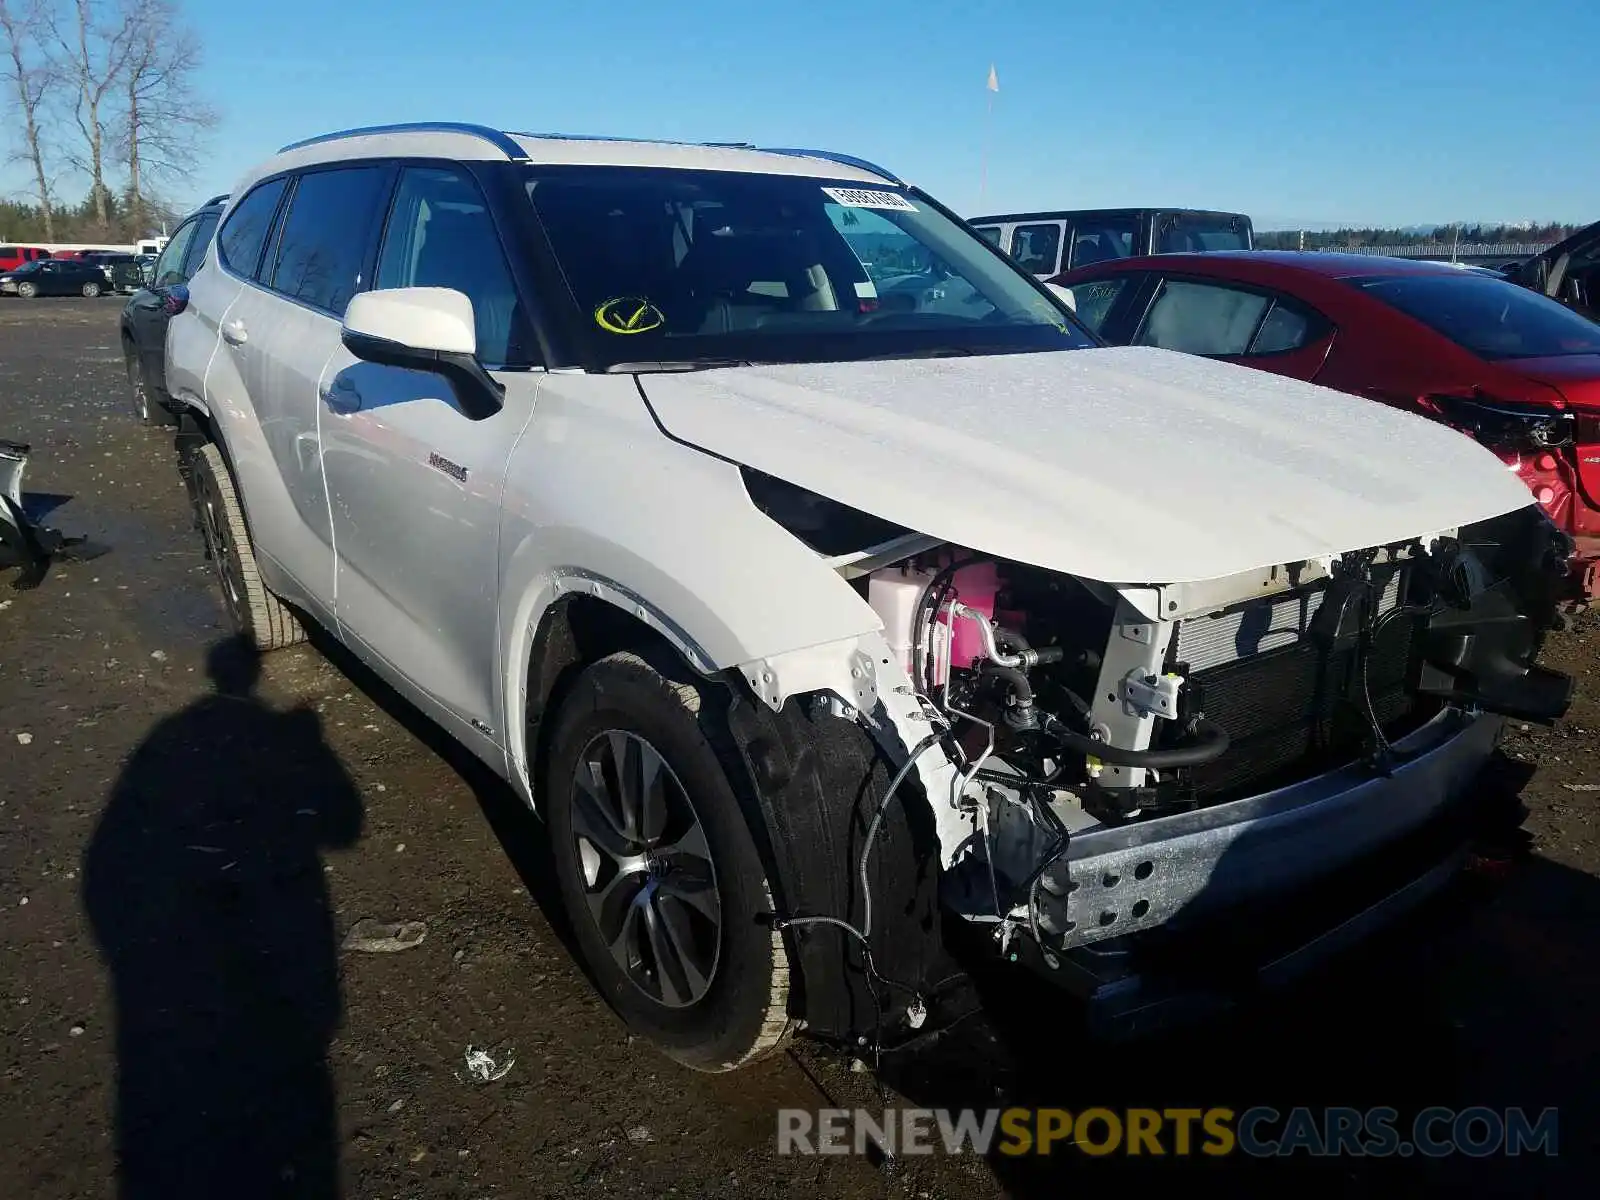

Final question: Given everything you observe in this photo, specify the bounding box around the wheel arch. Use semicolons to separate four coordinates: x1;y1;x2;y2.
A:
518;590;952;1048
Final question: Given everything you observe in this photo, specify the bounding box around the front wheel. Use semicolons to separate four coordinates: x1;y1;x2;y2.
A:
126;350;175;427
544;652;794;1071
190;442;305;651
17;282;37;299
82;281;102;298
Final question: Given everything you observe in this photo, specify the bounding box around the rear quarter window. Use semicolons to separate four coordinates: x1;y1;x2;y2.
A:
217;178;289;278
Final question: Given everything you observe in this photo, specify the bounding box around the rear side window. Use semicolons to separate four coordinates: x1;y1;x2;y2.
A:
1136;279;1270;355
1010;223;1062;274
269;166;391;316
217;178;287;278
375;166;533;366
1069;218;1138;268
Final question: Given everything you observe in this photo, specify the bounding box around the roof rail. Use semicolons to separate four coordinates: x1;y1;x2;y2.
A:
277;122;529;161
202;193;229;207
511;133;899;182
759;147;901;184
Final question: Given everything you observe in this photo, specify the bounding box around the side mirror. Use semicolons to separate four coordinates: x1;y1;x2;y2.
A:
341;287;504;420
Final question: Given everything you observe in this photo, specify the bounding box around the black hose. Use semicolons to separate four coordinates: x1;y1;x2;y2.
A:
911;555;981;696
976;660;1034;706
1042;712;1231;769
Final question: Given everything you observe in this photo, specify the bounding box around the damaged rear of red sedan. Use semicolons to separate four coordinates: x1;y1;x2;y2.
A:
1050;251;1600;609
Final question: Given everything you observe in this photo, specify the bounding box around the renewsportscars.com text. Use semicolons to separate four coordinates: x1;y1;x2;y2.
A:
777;1106;1559;1158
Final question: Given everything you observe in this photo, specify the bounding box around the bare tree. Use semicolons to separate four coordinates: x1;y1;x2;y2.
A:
0;0;56;238
116;0;211;235
48;0;132;230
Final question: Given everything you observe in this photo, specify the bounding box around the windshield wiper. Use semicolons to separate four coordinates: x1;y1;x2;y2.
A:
607;359;754;374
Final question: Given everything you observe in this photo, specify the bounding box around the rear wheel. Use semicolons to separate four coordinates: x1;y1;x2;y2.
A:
544;652;794;1071
191;442;305;651
81;281;102;298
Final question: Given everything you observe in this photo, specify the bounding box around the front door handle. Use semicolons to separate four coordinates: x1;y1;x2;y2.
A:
221;318;248;346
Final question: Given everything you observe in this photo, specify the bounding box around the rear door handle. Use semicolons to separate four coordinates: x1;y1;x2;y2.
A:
221;319;248;346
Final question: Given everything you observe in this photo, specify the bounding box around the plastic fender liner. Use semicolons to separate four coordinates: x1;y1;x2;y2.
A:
720;686;951;1046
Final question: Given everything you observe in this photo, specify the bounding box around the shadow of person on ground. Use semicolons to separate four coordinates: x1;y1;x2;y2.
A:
83;635;363;1200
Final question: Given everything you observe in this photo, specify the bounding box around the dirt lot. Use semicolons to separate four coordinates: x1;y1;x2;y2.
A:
2;298;1597;1199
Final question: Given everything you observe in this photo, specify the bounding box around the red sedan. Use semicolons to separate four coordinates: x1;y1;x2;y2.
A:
1051;251;1600;606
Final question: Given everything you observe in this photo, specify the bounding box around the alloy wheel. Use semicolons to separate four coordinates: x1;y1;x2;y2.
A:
127;357;149;421
568;730;722;1009
199;474;245;629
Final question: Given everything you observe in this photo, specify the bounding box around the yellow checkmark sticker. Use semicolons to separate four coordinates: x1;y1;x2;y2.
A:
595;296;666;334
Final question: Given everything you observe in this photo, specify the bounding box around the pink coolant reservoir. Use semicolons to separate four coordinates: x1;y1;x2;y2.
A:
938;558;1000;671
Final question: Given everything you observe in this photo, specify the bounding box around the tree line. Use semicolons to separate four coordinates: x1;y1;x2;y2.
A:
1256;222;1586;251
0;0;211;243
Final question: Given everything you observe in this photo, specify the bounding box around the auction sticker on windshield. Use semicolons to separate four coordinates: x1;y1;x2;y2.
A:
822;187;918;212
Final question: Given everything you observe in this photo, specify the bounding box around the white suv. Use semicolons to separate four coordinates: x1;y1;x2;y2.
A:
164;123;1573;1067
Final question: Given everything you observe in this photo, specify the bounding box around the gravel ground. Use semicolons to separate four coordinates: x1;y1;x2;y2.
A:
1;298;1597;1199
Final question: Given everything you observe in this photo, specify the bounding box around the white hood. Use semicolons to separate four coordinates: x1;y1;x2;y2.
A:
639;346;1535;584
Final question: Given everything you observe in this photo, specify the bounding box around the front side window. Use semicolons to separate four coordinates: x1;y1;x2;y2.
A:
1061;276;1131;334
973;225;1003;247
1135;279;1270;355
217;178;287;278
1010;223;1062;274
376;167;533;365
153;219;200;287
270;166;390;316
524;167;1087;370
1354;273;1600;360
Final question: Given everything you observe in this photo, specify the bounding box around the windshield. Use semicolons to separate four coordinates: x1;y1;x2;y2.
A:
1155;214;1252;253
6;260;42;275
523;167;1091;370
1353;273;1600;360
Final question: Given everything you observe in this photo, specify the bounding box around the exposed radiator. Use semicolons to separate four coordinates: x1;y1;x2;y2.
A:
1173;571;1403;672
1165;570;1422;800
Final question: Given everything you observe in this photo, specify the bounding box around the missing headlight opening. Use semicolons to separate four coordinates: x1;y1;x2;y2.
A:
839;504;1573;966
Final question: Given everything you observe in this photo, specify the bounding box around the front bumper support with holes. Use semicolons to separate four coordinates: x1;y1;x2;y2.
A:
1007;706;1510;1037
1036;707;1501;945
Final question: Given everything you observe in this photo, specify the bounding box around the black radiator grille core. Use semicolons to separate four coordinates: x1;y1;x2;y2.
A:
1167;582;1426;799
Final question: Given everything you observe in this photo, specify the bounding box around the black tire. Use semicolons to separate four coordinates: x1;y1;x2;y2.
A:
191;442;305;651
82;281;102;298
125;347;176;427
544;652;794;1072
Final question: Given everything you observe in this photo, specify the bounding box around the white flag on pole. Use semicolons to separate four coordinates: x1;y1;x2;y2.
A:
986;64;999;92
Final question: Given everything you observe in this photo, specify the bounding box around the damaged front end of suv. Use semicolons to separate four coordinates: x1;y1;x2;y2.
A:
692;351;1577;1043
753;499;1573;1040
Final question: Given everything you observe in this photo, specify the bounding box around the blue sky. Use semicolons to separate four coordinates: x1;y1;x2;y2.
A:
12;0;1600;229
